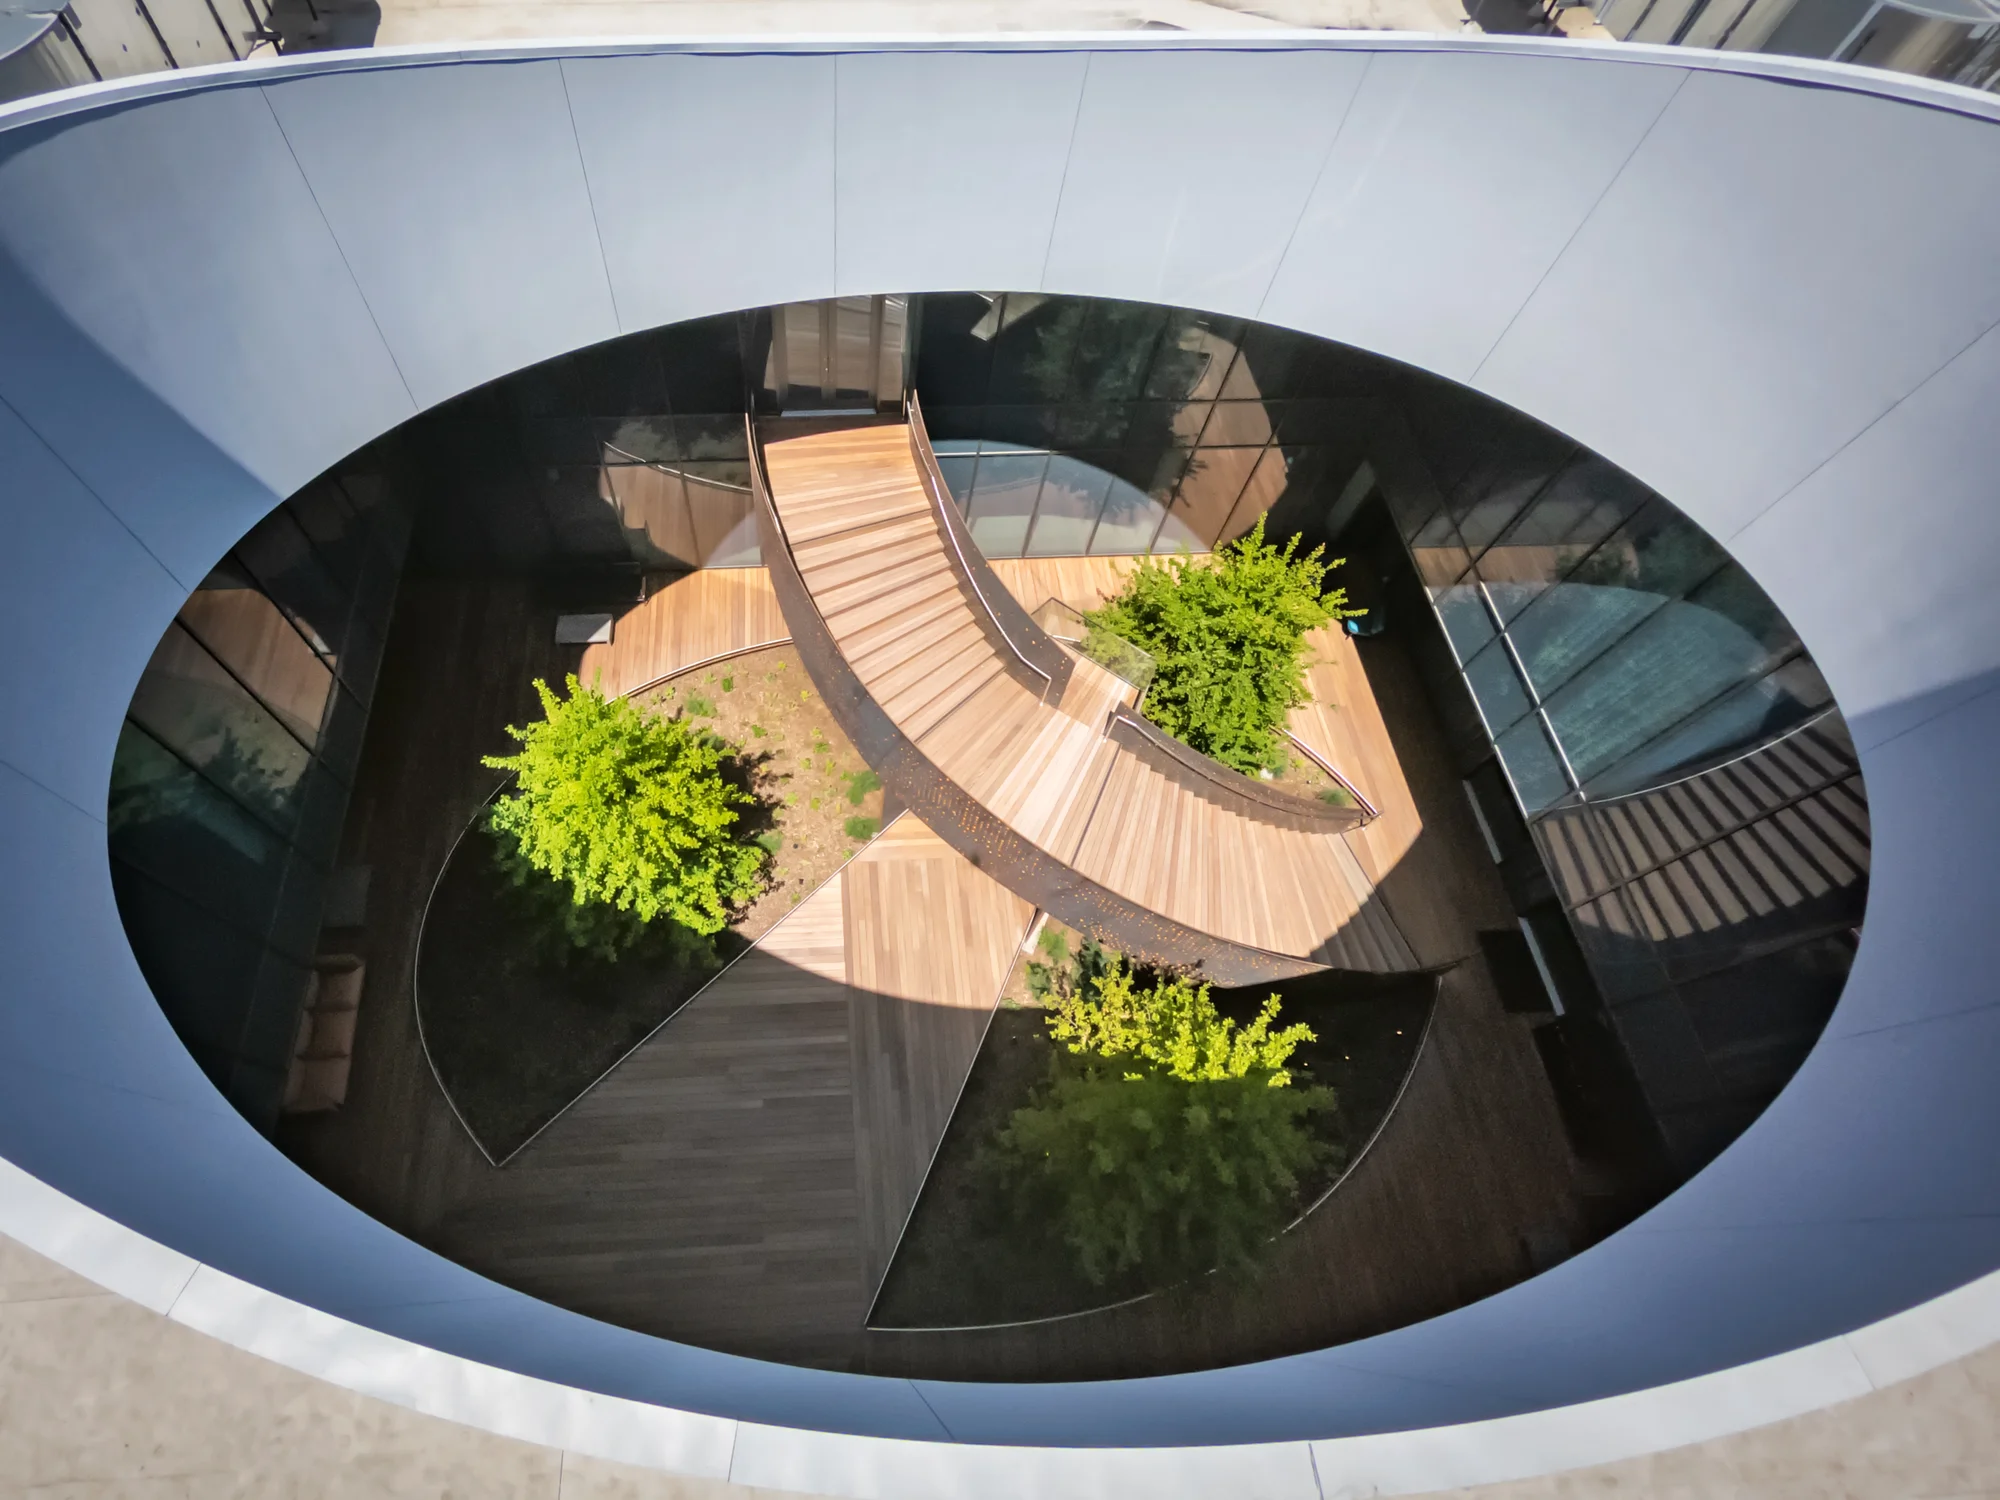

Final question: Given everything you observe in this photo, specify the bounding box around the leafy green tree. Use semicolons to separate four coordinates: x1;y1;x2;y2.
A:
1089;516;1360;775
1046;957;1314;1086
995;952;1331;1286
994;1068;1332;1286
483;675;765;957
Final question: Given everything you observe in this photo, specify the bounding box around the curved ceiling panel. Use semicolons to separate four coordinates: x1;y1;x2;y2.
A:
1;33;1997;1468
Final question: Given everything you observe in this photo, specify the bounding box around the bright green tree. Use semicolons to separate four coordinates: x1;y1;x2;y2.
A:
994;1068;1331;1286
1088;516;1360;775
995;954;1331;1286
1045;956;1314;1086
483;675;766;957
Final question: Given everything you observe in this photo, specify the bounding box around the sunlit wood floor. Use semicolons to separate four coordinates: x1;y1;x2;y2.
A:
761;423;1413;971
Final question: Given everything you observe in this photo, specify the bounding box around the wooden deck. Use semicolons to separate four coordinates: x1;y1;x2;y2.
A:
437;809;1032;1360
575;567;788;698
759;423;1413;973
285;571;1580;1375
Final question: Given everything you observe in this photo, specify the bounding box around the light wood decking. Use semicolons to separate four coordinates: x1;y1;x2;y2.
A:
433;809;1030;1359
760;423;1414;972
575;567;788;698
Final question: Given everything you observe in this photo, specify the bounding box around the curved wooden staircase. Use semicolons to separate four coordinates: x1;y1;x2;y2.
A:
750;402;1416;984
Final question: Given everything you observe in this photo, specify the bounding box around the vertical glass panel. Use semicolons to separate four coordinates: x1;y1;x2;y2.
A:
684;461;758;566
1172;445;1260;544
1476;454;1653;622
965;448;1046;558
1582;498;1731;599
1026;453;1114;556
1432;579;1496;664
1580;657;1832;799
1382;483;1437;545
1091;473;1171;555
599;415;677;463
1143;312;1233;400
987;295;1090;403
1464;639;1535;735
1496;715;1572;814
108;722;288;922
108;861;266;1070
1219;446;1290;543
831;295;879;399
284;481;368;595
1150;503;1204;555
1541;592;1801;785
127;623;311;834
177;562;335;749
1068;300;1166;403
603;463;698;569
1410;510;1473;589
932;440;977;511
1505;576;1664;700
234;508;353;673
656;312;748;413
1199;401;1277;448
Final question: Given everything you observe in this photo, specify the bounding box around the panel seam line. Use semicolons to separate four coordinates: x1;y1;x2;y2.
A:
1469;66;1691;384
258;82;419;411
557;57;623;332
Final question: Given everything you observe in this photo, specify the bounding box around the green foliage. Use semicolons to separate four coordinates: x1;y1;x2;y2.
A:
844;815;880;842
993;1068;1332;1286
684;693;717;719
1024;930;1118;1006
1046;956;1314;1086
1317;785;1354;808
843;768;883;806
482;675;766;956
1089;516;1360;775
753;832;783;855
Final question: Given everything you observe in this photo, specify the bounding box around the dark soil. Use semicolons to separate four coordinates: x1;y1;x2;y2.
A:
869;969;1438;1330
415;643;883;1161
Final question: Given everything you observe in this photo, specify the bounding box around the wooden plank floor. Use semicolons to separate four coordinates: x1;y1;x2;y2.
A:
575;567;788;698
761;425;1410;970
285;577;1583;1377
845;817;1035;1296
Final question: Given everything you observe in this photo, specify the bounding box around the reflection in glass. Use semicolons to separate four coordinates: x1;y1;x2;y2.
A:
1027;454;1114;556
127;623;312;834
177;563;336;749
965;447;1046;557
1464;639;1536;735
1432;580;1496;664
1582;658;1833;799
1091;473;1170;554
1497;715;1571;813
1540;594;1798;785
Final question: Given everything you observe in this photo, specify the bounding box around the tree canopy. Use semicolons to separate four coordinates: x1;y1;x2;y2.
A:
483;675;765;956
1045;955;1314;1086
1089;516;1359;775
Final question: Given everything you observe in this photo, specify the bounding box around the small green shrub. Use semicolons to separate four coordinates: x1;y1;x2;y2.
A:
1317;785;1354;808
483;675;766;957
1089;516;1361;775
684;693;717;719
1024;930;1117;1007
844;815;880;842
1046;957;1314;1085
994;1068;1331;1285
843;768;883;806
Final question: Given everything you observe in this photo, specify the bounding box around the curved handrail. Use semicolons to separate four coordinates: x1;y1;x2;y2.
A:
1283;729;1380;823
1107;707;1369;834
744;418;1323;986
601;438;754;493
904;392;1071;701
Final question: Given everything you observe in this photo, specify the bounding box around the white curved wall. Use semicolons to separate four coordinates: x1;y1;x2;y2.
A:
2;31;1999;1487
